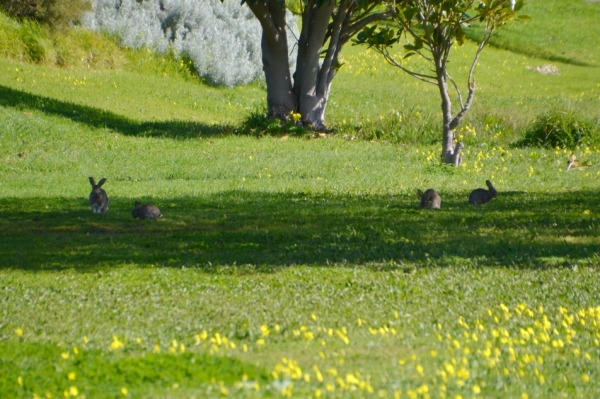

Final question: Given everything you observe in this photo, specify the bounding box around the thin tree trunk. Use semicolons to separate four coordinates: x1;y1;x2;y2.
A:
437;61;455;162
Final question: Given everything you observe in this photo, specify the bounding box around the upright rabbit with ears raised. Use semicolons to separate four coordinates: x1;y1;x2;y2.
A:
89;177;109;213
468;180;497;205
417;189;442;209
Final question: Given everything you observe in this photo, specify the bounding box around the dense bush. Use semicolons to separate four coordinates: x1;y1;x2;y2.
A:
0;0;91;29
516;108;599;149
83;0;298;87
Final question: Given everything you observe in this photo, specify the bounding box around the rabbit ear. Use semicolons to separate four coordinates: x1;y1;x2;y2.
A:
135;201;141;208
89;177;96;186
417;189;424;199
97;178;107;187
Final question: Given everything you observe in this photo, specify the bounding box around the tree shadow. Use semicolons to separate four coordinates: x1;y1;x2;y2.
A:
464;30;597;68
0;85;230;139
0;190;598;272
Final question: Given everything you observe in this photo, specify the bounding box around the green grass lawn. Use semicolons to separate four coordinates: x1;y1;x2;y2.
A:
1;1;600;398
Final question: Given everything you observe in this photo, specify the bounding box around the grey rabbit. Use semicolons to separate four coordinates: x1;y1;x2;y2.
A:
417;189;441;209
468;180;497;205
89;177;109;213
132;201;163;220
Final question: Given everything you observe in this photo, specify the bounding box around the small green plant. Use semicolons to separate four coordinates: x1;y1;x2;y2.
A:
516;108;599;149
238;107;310;137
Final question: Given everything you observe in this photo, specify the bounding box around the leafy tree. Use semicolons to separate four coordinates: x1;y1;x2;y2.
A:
237;0;396;131
355;0;528;165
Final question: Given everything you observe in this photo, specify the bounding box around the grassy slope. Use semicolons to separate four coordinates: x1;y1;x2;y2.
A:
467;0;600;66
1;1;600;398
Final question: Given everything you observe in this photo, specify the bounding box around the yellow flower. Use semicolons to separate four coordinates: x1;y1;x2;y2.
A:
15;328;24;337
290;111;302;122
109;336;124;350
473;385;481;394
582;374;590;383
69;386;79;397
68;372;76;381
121;387;128;396
260;325;270;337
219;384;229;396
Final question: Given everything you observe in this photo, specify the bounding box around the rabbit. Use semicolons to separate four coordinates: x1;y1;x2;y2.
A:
89;177;109;213
417;189;441;209
468;180;497;205
132;201;163;220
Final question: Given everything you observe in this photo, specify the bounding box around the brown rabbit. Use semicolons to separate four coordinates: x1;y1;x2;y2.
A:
89;177;109;213
468;180;497;205
132;201;163;220
417;189;441;209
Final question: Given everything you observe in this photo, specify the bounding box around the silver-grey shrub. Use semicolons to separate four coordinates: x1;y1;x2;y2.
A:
83;0;298;87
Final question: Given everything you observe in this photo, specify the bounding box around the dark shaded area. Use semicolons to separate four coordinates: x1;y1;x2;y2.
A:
0;85;229;139
0;190;598;272
464;29;596;68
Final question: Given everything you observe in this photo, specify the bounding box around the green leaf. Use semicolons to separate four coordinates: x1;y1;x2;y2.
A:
514;0;524;12
403;6;418;22
414;37;423;50
455;25;466;46
403;51;417;59
517;15;532;21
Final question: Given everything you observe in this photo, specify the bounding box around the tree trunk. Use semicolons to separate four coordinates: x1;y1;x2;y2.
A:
262;31;297;120
247;0;296;120
246;0;393;131
293;0;336;131
436;59;463;166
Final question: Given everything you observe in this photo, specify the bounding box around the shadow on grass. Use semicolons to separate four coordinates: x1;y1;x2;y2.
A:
0;190;598;272
0;85;231;139
464;30;597;68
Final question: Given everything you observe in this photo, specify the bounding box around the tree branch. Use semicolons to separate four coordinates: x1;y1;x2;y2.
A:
445;72;464;109
245;0;277;42
346;8;397;39
379;48;438;84
449;29;490;130
318;0;350;96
